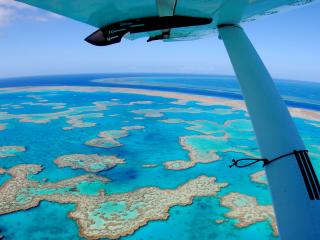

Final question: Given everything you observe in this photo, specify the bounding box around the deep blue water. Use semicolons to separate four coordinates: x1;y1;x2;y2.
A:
1;73;320;111
0;74;319;240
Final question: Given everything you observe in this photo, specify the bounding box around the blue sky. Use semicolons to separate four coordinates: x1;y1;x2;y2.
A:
0;0;320;82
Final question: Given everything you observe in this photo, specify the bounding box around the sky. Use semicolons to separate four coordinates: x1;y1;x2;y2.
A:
0;0;320;82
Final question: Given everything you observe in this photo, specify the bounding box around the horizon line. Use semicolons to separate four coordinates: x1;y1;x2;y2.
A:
0;72;319;85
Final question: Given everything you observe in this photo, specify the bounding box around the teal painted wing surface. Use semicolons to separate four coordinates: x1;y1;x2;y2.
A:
15;0;318;42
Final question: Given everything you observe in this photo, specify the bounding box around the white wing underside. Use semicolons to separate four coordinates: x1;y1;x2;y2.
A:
15;0;318;42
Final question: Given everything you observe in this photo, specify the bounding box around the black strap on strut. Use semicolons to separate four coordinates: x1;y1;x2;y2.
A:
229;150;308;168
230;149;320;201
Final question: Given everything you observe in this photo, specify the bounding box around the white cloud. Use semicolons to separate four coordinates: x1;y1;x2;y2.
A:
0;0;63;26
0;6;13;26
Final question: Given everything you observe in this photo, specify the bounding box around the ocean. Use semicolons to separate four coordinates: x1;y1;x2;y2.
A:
0;74;319;240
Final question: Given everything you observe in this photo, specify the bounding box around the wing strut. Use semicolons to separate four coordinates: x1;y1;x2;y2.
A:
218;24;320;240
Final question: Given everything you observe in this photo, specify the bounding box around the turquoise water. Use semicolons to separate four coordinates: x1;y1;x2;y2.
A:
0;75;319;240
1;201;84;240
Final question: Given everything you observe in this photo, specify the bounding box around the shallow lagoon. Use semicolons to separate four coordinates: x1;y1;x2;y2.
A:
0;75;319;240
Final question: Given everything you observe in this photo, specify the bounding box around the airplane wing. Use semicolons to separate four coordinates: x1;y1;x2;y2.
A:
15;0;318;45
